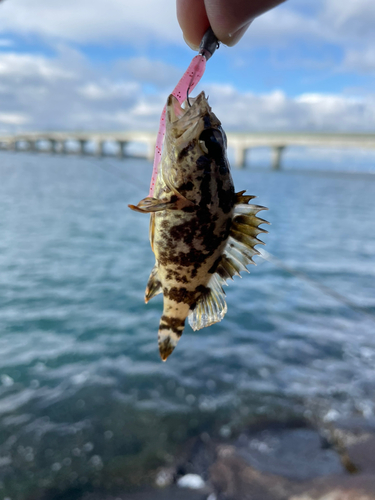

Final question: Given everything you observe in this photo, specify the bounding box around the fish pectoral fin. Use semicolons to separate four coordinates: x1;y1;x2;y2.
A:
128;197;172;213
129;195;194;214
188;275;227;331
145;265;162;303
215;199;269;284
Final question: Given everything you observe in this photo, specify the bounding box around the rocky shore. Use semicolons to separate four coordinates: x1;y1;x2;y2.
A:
79;417;375;500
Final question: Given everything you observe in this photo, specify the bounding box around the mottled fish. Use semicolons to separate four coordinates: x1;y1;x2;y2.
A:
129;91;268;361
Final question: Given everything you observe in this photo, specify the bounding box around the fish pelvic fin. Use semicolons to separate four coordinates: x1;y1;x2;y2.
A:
188;275;227;331
215;191;269;284
145;265;162;303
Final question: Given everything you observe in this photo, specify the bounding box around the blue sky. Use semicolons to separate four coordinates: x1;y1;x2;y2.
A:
0;0;374;133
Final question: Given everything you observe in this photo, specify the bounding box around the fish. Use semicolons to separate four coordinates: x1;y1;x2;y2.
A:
129;91;268;361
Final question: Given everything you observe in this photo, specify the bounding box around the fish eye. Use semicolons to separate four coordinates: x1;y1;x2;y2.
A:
199;129;224;155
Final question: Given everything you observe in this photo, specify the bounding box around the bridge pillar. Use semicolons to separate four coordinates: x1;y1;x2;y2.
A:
8;140;16;151
271;146;285;170
62;141;70;154
50;139;59;154
117;141;127;159
78;139;87;155
96;141;104;157
234;146;248;169
29;140;38;153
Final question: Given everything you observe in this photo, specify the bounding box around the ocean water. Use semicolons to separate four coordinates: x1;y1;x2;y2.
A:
0;151;375;498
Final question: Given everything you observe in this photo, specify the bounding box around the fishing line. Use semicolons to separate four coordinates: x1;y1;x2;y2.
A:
88;155;375;322
86;157;146;192
90;153;374;321
259;248;375;322
92;156;372;321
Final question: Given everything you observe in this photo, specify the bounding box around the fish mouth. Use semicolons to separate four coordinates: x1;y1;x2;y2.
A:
166;91;208;123
165;91;217;139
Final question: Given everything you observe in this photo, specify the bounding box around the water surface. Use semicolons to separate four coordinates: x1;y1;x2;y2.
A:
0;152;375;497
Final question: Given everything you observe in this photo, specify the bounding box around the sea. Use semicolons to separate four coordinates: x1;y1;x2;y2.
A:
0;148;375;498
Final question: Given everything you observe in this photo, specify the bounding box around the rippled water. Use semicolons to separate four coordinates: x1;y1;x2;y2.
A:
0;151;375;498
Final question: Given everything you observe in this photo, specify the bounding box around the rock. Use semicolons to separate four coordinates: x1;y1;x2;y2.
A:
210;448;291;500
155;467;174;488
177;473;206;490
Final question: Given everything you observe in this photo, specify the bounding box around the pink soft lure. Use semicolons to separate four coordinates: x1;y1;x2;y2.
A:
148;55;206;197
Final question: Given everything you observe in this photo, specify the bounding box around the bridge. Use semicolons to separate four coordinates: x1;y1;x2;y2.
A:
0;131;374;170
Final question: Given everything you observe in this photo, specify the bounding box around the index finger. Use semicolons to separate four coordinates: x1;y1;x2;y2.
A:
177;0;286;48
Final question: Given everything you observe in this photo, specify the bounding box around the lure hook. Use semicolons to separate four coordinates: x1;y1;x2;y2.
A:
186;87;191;107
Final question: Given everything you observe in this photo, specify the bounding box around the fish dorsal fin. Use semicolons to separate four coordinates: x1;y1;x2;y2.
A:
215;192;269;284
188;274;227;331
145;265;162;303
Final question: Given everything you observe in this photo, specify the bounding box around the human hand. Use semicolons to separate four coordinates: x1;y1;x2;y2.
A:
177;0;286;49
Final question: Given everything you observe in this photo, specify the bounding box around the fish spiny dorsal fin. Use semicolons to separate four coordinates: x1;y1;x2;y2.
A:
145;265;162;303
215;192;269;285
188;275;227;331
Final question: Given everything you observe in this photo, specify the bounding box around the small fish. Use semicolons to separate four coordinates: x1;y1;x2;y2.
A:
129;92;268;361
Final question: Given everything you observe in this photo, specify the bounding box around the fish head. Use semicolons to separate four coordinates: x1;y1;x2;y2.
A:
165;91;227;163
163;92;231;205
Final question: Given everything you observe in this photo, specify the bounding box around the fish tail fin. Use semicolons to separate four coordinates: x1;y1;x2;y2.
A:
158;300;190;362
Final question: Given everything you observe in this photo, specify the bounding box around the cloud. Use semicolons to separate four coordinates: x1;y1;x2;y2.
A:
342;47;375;74
322;0;375;43
0;47;374;135
0;0;182;45
202;84;375;132
116;58;182;89
0;112;29;125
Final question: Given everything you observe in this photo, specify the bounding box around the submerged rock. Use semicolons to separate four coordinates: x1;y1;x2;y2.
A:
177;473;206;489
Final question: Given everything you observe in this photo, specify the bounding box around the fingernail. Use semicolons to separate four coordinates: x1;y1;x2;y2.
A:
225;20;253;46
183;34;200;51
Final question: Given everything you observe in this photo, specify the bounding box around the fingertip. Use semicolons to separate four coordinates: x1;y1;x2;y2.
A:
177;0;210;50
221;21;253;47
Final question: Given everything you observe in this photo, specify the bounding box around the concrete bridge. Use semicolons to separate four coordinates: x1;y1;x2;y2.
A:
0;131;374;170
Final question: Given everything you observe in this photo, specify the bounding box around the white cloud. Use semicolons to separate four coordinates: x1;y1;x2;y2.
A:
342;47;375;74
0;112;29;125
203;84;375;132
322;0;375;42
0;48;374;135
116;58;182;88
0;52;75;80
0;0;182;45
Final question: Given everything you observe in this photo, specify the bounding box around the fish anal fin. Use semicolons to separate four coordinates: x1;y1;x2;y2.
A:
145;265;162;303
188;275;227;331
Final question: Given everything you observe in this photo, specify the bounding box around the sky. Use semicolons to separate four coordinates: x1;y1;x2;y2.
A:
0;0;374;134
